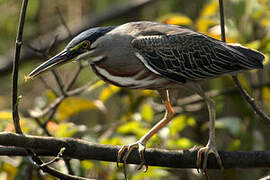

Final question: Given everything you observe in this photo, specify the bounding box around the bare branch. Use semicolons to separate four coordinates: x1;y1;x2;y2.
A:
0;132;269;169
29;81;96;118
12;0;28;134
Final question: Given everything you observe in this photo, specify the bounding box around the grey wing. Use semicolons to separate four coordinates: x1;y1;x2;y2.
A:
132;33;250;83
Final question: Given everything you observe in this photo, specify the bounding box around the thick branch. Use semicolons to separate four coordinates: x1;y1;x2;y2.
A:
0;0;155;75
0;132;269;169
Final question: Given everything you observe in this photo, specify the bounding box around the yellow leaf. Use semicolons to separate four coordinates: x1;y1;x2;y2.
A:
196;18;217;33
169;115;185;136
187;117;196;126
140;104;154;122
169;115;196;137
167;137;194;149
99;85;120;102
56;97;102;121
87;80;105;92
54;122;86;137
81;160;94;170
0;111;12;120
100;137;123;145
140;90;155;96
158;13;193;26
117;121;148;137
200;0;219;17
263;87;270;112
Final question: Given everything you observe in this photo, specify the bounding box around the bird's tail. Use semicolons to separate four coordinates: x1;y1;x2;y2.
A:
228;43;265;69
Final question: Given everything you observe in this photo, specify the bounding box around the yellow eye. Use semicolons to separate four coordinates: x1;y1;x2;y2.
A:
81;41;90;49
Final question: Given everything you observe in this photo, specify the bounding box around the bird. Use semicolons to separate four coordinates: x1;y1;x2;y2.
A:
27;21;265;178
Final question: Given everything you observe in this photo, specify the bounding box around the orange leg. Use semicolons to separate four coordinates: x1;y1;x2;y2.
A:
117;89;174;179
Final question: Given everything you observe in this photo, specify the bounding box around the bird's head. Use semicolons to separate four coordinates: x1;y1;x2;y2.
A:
26;26;115;80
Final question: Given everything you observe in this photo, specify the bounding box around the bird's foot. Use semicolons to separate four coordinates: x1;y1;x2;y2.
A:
117;141;148;179
196;142;223;173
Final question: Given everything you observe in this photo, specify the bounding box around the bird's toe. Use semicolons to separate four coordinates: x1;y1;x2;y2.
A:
196;143;223;173
117;141;147;179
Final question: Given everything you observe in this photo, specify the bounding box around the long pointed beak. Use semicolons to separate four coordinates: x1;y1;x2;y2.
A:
28;49;76;78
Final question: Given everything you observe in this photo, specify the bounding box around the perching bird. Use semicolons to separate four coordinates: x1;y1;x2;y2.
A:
27;21;265;177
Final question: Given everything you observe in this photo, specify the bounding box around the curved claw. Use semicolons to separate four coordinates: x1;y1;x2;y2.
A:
196;144;223;173
117;141;147;179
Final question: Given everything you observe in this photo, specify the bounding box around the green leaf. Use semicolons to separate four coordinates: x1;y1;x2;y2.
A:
117;121;148;138
169;115;196;136
158;13;193;26
140;104;154;122
200;0;219;17
133;166;169;180
56;97;105;121
100;137;123;145
167;137;194;149
54;122;86;137
99;85;120;102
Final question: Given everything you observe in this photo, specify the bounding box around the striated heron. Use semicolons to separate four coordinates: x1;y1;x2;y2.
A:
27;21;265;178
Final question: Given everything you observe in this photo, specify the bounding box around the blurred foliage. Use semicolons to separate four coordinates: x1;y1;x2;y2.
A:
0;0;270;180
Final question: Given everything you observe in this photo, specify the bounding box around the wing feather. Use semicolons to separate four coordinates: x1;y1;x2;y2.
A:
132;32;250;83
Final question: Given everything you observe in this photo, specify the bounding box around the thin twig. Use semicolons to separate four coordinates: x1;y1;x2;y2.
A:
65;62;83;91
12;1;94;179
218;0;270;126
55;6;72;38
29;81;96;118
12;0;28;134
52;70;67;96
39;76;58;95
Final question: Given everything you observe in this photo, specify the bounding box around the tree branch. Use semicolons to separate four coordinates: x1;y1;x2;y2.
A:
0;132;269;169
12;0;28;134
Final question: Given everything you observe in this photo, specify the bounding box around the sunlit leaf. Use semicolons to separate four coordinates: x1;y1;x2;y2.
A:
169;115;196;136
56;97;104;121
140;104;154;122
0;111;36;133
200;0;219;17
262;87;270;112
158;13;193;26
87;80;105;92
81;160;94;170
0;111;12;120
54;122;86;137
167;137;194;149
140;89;156;97
2;163;17;180
117;121;148;137
196;18;217;33
133;166;169;180
99;85;120;102
100;137;123;145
